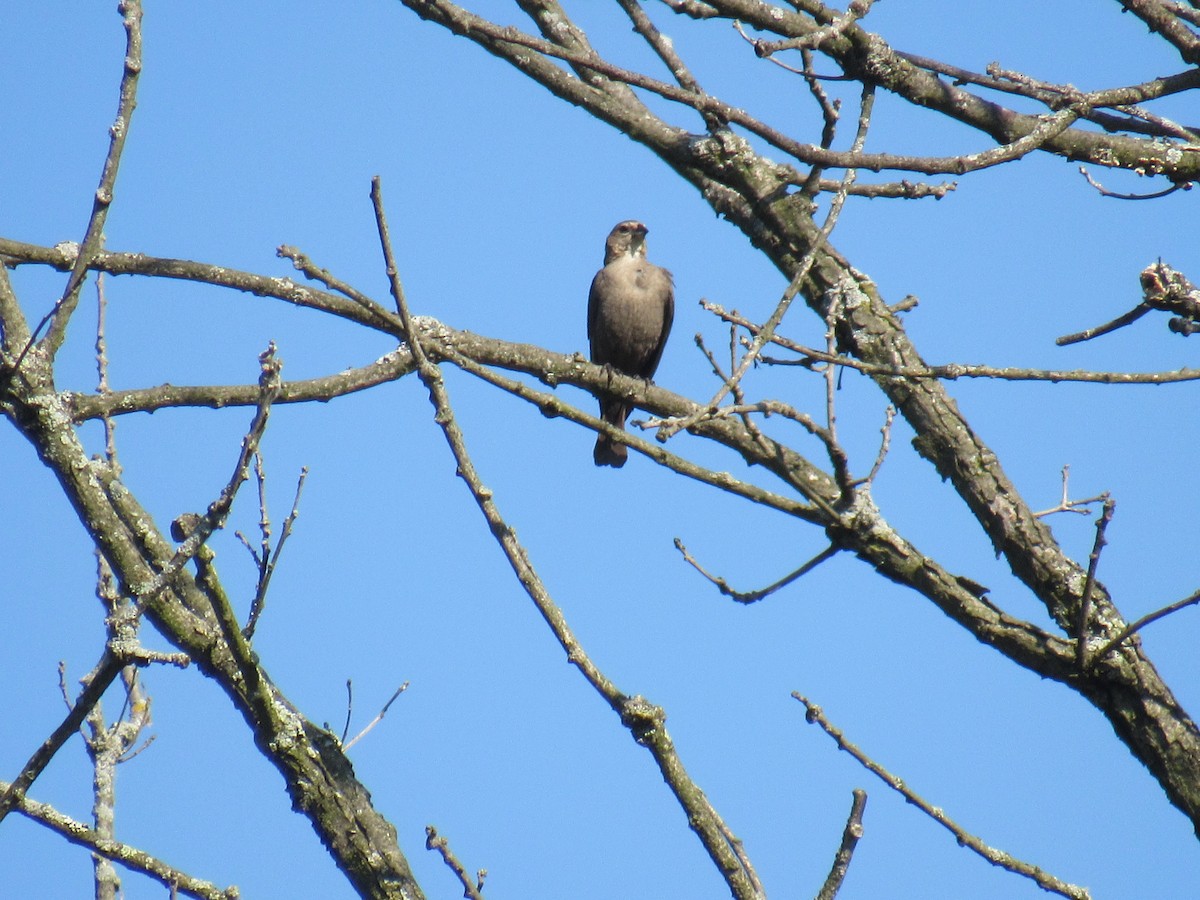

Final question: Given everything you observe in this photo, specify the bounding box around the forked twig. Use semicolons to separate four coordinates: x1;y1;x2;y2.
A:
343;683;410;751
128;343;282;622
675;539;839;604
1034;466;1109;518
240;462;309;640
857;406;895;487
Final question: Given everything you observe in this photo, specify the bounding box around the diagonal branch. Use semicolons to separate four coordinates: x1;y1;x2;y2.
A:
1116;0;1200;64
30;0;144;362
371;175;765;899
815;789;867;900
5;297;427;900
0;652;124;825
794;694;1090;899
4;782;237;899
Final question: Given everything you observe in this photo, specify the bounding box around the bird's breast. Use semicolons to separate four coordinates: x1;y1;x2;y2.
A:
589;258;672;376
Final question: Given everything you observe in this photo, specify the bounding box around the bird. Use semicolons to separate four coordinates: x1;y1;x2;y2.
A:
587;220;674;468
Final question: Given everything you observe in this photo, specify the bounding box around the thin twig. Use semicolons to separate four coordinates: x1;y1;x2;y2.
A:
1055;304;1152;346
799;42;839;200
67;354;416;422
340;680;354;746
242;464;308;641
816;789;868;900
856;406;895;487
646;397;830;444
793;694;1090;900
736;0;874;60
693;331;777;455
1076;499;1115;672
425;826;485;900
3;781;237;899
94;274;119;469
675;539;839;604
128;344;282;621
277;244;399;323
254;455;273;572
344;683;410;751
1091;589;1200;666
0;654;125;825
1079;167;1191;200
20;0;144;367
1033;467;1109;517
822;279;853;491
707;302;1200;383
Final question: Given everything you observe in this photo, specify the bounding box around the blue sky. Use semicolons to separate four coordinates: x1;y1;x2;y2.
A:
2;2;1197;898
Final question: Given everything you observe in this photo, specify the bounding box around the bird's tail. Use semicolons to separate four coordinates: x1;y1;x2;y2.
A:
593;434;628;468
593;401;630;468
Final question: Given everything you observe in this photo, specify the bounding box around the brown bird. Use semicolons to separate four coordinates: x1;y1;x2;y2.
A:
587;220;674;468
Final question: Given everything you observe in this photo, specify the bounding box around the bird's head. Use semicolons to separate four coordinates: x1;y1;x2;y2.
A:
604;220;648;264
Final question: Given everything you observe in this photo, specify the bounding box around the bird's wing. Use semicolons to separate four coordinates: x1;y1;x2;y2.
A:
587;268;606;351
644;266;675;378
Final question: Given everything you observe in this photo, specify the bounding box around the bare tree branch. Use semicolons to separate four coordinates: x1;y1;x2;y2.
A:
425;826;486;900
1076;499;1117;671
343;683;410;751
793;694;1090;900
675;538;839;604
1117;0;1200;64
815;789;868;900
2;781;238;900
710;301;1200;383
1092;589;1200;666
4;267;427;899
6;5;1199;895
371;174;766;899
239;461;309;641
400;0;1200;848
674;0;1200;181
0;653;125;826
26;0;144;363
